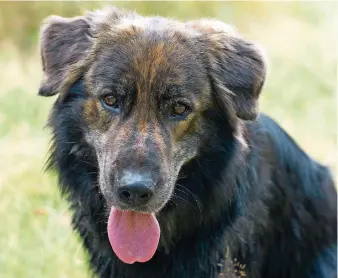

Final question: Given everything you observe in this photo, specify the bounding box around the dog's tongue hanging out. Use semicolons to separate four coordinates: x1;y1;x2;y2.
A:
107;207;160;264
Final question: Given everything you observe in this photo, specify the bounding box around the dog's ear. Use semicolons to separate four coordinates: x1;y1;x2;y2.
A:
38;15;93;97
187;20;267;120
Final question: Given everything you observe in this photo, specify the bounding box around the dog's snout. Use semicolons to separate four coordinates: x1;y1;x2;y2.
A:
118;183;154;205
117;171;155;206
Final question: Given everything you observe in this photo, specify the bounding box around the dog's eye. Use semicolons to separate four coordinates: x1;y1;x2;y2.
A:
103;95;117;106
171;102;190;118
101;95;120;112
173;104;186;115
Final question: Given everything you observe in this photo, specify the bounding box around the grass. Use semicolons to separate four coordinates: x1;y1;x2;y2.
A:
0;56;90;277
0;2;336;278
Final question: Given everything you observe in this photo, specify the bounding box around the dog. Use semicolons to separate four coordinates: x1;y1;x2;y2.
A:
38;6;337;278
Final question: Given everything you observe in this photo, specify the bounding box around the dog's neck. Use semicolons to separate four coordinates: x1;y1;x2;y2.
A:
156;133;247;253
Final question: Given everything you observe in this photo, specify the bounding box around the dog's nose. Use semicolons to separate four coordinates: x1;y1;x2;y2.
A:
118;182;154;206
117;171;155;206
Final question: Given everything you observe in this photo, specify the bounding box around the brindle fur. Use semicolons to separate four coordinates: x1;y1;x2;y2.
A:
38;6;337;278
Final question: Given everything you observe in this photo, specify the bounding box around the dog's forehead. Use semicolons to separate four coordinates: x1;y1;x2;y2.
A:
88;24;208;96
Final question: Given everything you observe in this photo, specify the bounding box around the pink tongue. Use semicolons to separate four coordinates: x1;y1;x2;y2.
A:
107;207;160;264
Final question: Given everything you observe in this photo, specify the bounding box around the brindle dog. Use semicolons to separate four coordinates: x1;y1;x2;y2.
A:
38;6;337;278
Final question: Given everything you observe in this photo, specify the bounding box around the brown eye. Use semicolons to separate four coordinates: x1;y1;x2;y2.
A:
102;95;118;107
101;94;121;113
172;103;189;117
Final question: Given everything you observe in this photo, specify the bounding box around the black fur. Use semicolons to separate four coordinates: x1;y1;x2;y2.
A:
47;90;337;277
40;7;337;277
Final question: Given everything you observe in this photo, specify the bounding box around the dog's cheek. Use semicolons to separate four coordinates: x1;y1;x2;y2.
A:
175;116;205;158
82;98;114;132
81;99;115;155
171;115;199;142
171;135;199;172
170;116;199;163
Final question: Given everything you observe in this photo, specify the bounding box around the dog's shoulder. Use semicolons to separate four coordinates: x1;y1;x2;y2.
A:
246;112;336;200
240;113;337;277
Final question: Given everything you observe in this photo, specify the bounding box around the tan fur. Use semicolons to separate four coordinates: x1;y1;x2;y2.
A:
83;99;112;131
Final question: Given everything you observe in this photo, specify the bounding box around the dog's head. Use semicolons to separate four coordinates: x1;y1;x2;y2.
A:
39;7;266;215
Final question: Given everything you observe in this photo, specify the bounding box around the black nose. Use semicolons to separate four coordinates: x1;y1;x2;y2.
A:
118;182;154;206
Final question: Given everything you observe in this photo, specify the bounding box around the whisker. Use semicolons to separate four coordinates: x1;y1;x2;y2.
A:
168;198;179;208
174;187;191;198
172;193;199;212
176;184;202;214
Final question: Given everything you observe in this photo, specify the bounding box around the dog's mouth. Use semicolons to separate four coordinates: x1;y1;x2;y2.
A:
102;169;176;264
107;207;161;264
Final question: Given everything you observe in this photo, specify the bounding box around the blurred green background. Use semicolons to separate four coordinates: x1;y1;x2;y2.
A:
0;2;336;278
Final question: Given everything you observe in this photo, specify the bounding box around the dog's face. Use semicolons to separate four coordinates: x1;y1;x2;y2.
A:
39;8;266;214
84;33;213;212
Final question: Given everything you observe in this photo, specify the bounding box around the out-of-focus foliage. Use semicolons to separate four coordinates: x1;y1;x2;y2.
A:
0;2;336;278
0;2;332;51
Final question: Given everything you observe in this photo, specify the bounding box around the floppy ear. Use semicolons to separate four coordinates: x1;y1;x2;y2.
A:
38;15;93;97
187;20;267;120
